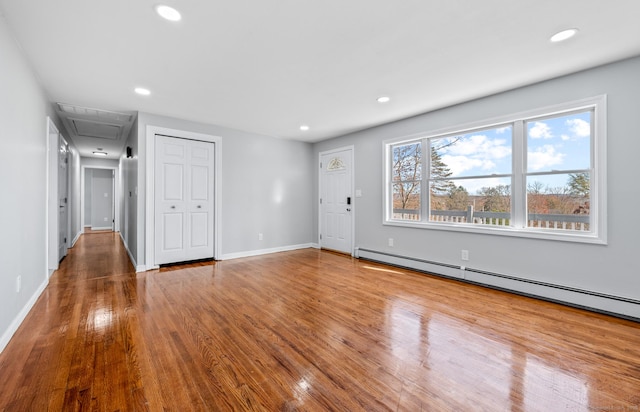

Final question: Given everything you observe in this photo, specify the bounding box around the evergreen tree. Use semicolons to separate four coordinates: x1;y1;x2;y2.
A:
430;146;455;195
568;172;590;198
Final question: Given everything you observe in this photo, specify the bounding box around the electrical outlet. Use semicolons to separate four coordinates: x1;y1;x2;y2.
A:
388;238;394;247
461;250;469;261
258;233;264;241
16;275;21;293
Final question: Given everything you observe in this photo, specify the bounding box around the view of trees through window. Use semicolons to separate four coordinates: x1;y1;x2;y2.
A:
390;109;592;231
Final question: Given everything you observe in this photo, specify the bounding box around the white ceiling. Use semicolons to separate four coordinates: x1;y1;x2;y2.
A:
1;0;640;157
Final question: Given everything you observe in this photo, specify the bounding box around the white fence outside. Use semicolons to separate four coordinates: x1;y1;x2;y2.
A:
393;206;589;231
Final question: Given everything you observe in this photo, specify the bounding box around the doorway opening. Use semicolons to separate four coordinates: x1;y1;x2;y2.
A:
81;166;118;234
46;117;71;276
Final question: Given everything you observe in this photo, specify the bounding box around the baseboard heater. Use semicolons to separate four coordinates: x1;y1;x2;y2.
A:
355;247;640;322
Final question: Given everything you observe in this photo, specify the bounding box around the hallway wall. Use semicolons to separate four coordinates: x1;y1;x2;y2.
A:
0;15;64;351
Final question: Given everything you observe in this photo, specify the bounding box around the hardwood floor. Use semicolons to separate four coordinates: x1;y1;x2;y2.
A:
1;233;639;411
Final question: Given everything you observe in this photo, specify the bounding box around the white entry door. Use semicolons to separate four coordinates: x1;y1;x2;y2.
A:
58;138;69;261
320;148;353;254
155;135;215;264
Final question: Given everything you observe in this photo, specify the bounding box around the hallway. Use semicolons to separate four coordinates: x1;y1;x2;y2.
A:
1;233;640;410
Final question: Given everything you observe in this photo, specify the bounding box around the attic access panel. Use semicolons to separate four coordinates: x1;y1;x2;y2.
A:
70;118;122;140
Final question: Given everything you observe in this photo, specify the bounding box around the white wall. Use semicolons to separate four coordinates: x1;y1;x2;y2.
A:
81;157;120;169
120;118;138;265
313;56;640;318
84;169;92;226
0;15;60;351
134;112;315;266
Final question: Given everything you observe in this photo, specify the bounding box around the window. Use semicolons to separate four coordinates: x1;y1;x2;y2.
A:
392;142;422;220
384;96;606;243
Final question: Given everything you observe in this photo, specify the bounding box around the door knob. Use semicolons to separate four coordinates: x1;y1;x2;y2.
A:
170;205;176;209
197;205;202;209
346;208;351;212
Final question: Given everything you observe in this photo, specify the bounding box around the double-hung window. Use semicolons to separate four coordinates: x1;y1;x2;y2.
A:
384;96;606;243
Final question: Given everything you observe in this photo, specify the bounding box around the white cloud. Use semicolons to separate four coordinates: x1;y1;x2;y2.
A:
529;121;553;139
434;134;511;176
444;134;511;159
566;118;590;138
441;155;496;176
527;145;565;171
496;127;510;134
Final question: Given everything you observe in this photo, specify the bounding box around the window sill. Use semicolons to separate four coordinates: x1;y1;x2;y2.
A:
383;219;606;245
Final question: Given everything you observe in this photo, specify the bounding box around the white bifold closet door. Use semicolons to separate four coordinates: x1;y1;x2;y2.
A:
155;135;215;265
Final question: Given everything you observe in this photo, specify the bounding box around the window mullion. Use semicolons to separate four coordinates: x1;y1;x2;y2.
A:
512;121;525;228
422;138;430;222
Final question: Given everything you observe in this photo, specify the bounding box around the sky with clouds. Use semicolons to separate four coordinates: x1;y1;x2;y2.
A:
432;111;591;194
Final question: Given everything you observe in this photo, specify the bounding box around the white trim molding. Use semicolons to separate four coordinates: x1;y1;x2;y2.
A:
357;248;640;321
81;165;120;233
0;277;48;353
221;243;315;261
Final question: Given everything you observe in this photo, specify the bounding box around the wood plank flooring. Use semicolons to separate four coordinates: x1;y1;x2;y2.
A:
1;232;639;411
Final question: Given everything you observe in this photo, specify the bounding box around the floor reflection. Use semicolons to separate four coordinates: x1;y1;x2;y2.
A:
385;295;595;410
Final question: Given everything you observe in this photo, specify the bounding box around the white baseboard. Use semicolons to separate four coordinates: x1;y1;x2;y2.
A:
0;276;48;354
119;232;146;272
71;230;82;247
91;226;112;231
357;248;640;321
310;243;320;249
221;243;314;261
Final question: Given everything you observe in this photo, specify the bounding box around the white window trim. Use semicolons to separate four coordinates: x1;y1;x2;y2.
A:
383;95;607;245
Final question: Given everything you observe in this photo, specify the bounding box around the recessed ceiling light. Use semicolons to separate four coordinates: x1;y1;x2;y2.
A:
134;87;151;96
550;28;578;43
300;125;310;131
155;5;182;22
377;96;391;103
93;151;108;156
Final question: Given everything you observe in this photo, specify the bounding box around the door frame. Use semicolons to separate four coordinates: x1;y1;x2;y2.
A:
46;117;60;277
145;125;222;269
318;145;355;256
80;166;118;232
58;137;70;261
